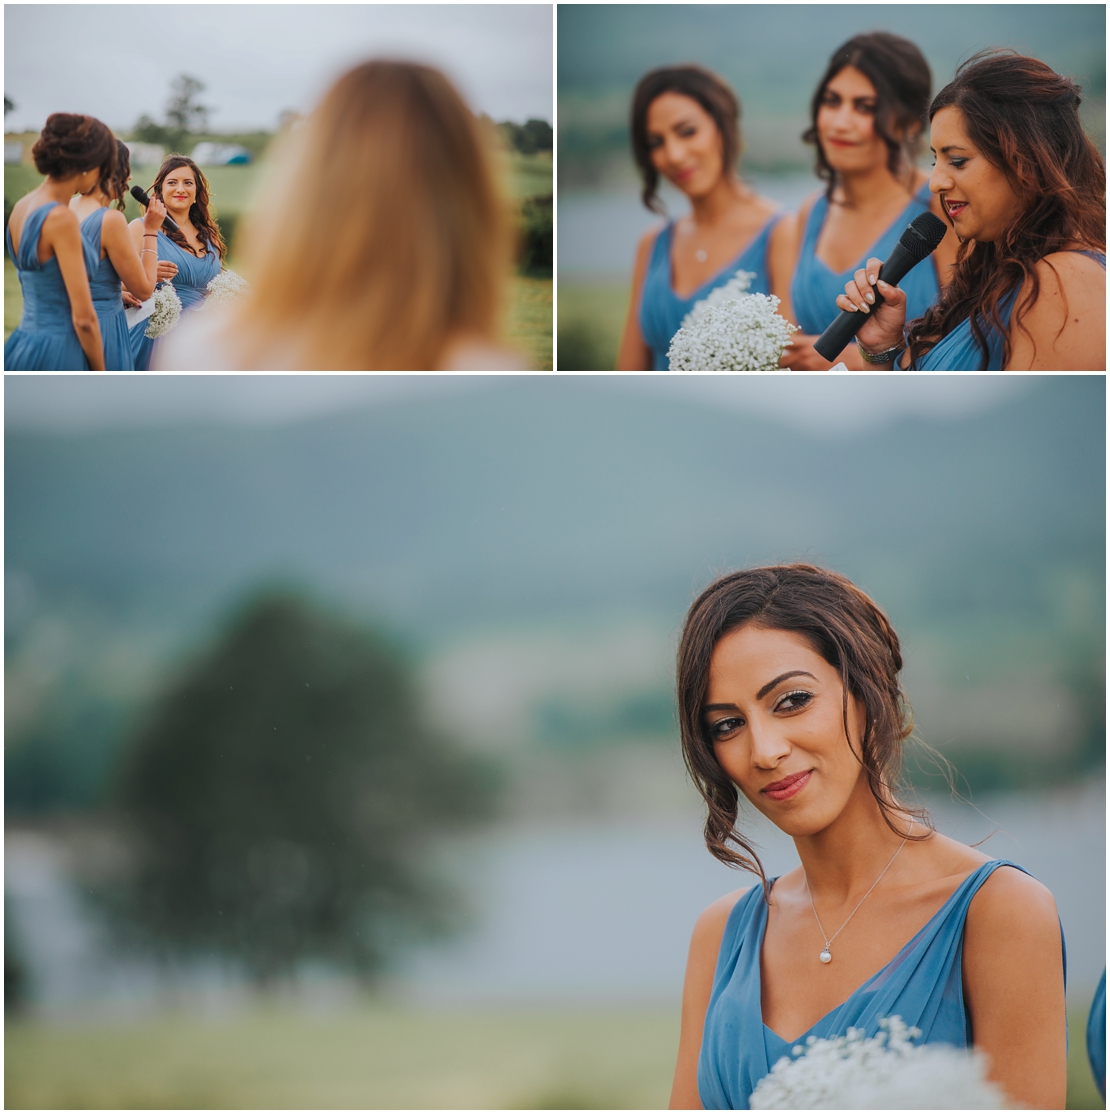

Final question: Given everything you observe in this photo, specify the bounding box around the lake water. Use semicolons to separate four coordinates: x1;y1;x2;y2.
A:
9;783;1102;1014
559;172;818;280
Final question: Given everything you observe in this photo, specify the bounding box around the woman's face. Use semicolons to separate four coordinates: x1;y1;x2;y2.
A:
161;167;198;211
816;65;891;173
704;624;868;838
929;105;1024;243
645;92;726;198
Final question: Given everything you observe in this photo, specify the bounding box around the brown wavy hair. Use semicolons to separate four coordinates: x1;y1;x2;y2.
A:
32;113;116;181
630;65;742;214
803;33;932;203
149;155;226;259
676;564;930;896
905;50;1106;370
100;139;131;212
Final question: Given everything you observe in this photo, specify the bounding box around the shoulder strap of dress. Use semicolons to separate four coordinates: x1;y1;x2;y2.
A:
81;206;108;265
800;192;828;253
1071;249;1106;268
15;201;60;268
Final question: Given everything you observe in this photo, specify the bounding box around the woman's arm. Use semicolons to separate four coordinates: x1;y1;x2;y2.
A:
615;229;659;371
105;198;167;301
669;889;747;1110
963;866;1067;1109
46;206;104;370
1006;253;1106;370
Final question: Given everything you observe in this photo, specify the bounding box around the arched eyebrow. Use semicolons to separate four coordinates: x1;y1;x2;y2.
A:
703;670;817;713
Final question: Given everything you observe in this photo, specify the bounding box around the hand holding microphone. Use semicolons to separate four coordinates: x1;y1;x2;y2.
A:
130;185;180;235
814;211;947;362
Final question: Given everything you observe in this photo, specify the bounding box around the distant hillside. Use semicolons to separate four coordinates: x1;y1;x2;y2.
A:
5;376;1104;811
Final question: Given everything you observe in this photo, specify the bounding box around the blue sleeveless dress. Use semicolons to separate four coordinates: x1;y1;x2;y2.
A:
1088;969;1105;1099
912;250;1106;370
790;183;940;337
5;201;97;370
128;228;222;371
698;859;1065;1109
639;213;780;370
80;207;134;371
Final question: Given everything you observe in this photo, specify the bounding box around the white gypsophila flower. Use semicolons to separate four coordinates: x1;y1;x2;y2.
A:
749;1016;1006;1110
205;268;251;308
667;284;798;371
144;282;183;339
682;270;754;325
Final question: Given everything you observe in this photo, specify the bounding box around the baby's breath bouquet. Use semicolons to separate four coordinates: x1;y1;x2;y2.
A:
144;282;183;339
205;268;251;307
667;270;798;371
750;1016;1005;1109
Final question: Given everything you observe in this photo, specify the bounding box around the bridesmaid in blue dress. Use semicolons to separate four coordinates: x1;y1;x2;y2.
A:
69;140;172;370
770;33;958;369
843;52;1105;370
127;155;225;370
5;113;116;370
671;565;1067;1110
617;66;783;370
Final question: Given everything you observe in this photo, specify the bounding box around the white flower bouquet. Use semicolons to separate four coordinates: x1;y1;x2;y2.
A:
667;270;798;371
205;268;251;307
144;282;183;339
750;1016;1005;1109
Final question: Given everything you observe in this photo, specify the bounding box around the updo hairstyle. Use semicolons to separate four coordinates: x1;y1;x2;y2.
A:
32;113;117;181
676;563;930;892
630;65;743;214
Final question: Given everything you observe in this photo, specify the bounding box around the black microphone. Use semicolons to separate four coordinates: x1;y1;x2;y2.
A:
813;211;948;362
129;185;180;235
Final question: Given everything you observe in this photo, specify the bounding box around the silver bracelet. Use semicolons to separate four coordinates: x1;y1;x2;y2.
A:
141;248;157;256
855;336;905;366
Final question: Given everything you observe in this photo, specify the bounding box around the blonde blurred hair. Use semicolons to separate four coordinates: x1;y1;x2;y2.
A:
235;60;512;369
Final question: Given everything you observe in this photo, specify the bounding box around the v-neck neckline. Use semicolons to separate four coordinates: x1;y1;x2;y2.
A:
812;188;927;279
757;860;991;1045
668;213;777;302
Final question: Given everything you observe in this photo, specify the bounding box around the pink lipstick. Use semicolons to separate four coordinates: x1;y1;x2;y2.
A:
762;769;812;801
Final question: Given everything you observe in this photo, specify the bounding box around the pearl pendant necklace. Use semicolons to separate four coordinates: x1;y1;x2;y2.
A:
805;823;911;964
695;248;708;263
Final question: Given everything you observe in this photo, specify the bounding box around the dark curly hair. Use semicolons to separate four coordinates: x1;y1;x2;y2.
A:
99;139;131;212
630;65;743;214
32;113;116;181
803;33;932;203
676;564;931;896
905;50;1106;370
149;155;226;259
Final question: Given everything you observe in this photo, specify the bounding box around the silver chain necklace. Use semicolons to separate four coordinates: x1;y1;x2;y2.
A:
804;823;911;964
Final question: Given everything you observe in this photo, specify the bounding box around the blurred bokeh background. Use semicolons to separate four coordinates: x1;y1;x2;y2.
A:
5;374;1104;1108
557;4;1107;370
4;4;553;367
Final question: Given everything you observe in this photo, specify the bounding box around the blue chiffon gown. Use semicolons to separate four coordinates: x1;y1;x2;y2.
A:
5;201;97;370
697;859;1066;1109
911;250;1106;369
639;213;781;370
1088;969;1105;1099
80;207;134;371
128;228;222;371
790;183;940;338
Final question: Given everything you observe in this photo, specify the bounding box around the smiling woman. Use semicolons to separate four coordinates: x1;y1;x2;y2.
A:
668;564;1067;1111
842;50;1106;370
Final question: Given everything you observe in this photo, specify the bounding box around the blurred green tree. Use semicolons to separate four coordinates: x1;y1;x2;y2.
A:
105;591;500;982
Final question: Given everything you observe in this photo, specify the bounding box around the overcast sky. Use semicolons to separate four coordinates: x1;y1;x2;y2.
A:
4;376;1034;437
4;4;553;133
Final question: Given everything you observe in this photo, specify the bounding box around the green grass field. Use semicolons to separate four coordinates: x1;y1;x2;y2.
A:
4;1000;1102;1109
5;1002;679;1109
557;278;631;370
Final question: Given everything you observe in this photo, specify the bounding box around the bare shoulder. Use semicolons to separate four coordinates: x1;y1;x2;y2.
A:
691;886;752;949
43;203;79;231
634;224;665;264
968;863;1058;924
